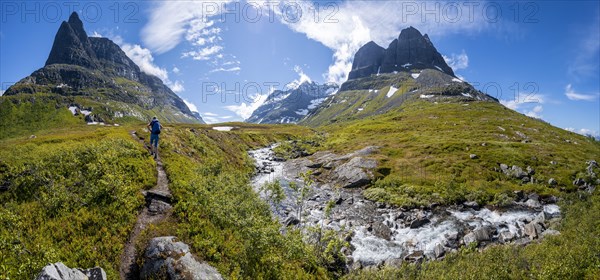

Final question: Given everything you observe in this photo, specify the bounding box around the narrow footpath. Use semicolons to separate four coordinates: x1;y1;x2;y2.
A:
119;131;173;279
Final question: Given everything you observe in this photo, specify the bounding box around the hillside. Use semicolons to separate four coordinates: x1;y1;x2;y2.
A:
3;12;203;130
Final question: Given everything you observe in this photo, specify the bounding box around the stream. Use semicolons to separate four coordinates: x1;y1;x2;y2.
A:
249;145;561;267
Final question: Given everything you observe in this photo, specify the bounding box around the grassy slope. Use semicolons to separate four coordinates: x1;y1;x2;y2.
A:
308;98;600;279
0;127;155;279
0;122;334;279
319;99;599;207
144;123;332;279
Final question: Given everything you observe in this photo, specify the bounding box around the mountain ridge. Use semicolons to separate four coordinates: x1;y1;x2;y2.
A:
4;12;203;124
348;27;454;80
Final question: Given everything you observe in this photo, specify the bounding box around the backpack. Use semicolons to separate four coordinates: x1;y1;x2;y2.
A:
151;120;161;134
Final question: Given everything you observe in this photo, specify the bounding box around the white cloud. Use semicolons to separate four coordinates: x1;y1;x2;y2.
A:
121;43;169;82
224;92;270;120
210;66;241;73
118;41;186;94
257;1;489;85
183;99;199;112
142;0;232;64
90;31;102;38
0;90;4;96
565;84;598;101
565;127;599;138
170;80;185;93
182;45;224;61
500;94;546;119
201;112;234;124
443;50;469;71
568;16;600;79
172;67;180;74
525;105;543;119
285;65;312;89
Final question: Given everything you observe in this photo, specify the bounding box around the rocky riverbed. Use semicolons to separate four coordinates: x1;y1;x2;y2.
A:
249;145;561;268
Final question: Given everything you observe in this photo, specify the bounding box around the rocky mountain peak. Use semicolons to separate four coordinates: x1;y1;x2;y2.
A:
45;12;97;68
348;27;454;80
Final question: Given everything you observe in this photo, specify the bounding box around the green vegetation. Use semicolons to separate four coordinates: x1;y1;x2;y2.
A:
152;123;335;278
319;100;599;208
0;128;155;279
0;94;81;139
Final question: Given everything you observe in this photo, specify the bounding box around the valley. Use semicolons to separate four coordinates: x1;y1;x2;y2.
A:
1;10;599;280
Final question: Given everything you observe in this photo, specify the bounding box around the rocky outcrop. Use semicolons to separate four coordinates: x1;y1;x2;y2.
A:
347;42;386;80
348;27;454;80
140;236;223;280
36;262;106;280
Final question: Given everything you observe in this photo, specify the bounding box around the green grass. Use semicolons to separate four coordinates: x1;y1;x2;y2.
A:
0;127;155;279
317;99;599;208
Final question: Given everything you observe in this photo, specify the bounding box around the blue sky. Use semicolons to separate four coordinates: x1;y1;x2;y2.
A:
1;1;598;136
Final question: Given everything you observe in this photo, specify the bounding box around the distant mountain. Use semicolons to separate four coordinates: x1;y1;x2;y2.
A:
246;81;339;124
302;27;496;126
4;12;203;124
348;27;454;80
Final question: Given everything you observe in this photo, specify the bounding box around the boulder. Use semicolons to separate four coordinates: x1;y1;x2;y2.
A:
333;157;377;188
35;262;106;280
469;154;478;159
404;251;424;263
371;221;392;240
524;222;544;240
409;217;430;229
433;243;445;259
499;231;515;243
524;198;542;209
463;227;491;245
573;178;585;186
140;236;223;280
548;178;558;187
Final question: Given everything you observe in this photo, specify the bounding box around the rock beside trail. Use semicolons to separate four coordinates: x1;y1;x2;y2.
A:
140;236;223;280
36;262;106;280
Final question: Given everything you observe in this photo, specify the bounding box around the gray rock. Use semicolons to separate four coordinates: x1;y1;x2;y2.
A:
36;262;106;280
522;176;531;183
463;227;490;246
433;243;445;259
371;221;392;240
333;157;377;188
526;166;535;175
573;178;585;186
404;250;424;263
548;178;558;187
500;164;509;171
463;200;480;209
409;217;430;229
525;198;542;209
148;199;172;215
284;216;300;226
140;236;223;280
524;222;544;240
384;258;403;268
550;161;557;165
527;193;540;201
499;231;515;243
540;229;560;237
470;154;478;159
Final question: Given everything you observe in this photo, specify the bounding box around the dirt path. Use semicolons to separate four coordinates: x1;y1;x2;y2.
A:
119;131;173;279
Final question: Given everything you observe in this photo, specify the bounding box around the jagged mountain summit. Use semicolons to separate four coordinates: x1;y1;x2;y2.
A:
348;27;454;80
302;27;497;126
246;81;339;124
4;12;203;124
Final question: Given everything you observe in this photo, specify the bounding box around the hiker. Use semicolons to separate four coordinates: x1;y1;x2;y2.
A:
148;117;162;159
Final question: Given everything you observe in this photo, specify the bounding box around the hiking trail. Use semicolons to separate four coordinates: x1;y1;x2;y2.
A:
119;130;173;279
